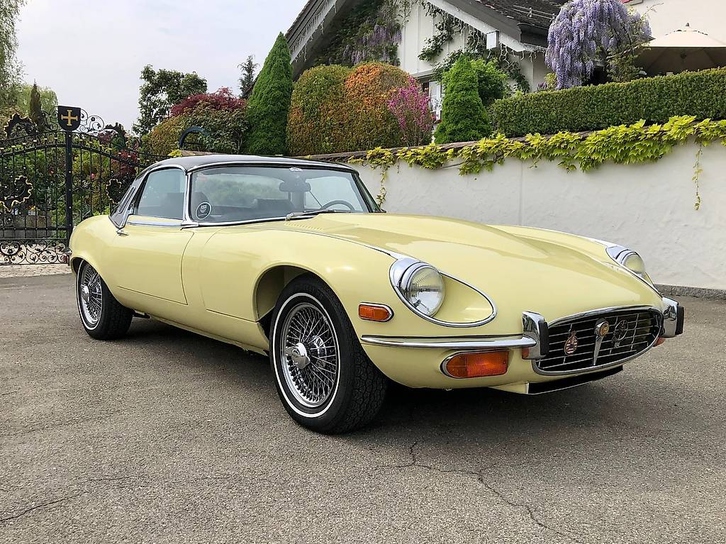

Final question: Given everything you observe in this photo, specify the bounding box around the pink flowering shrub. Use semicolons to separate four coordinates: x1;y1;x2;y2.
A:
386;77;434;146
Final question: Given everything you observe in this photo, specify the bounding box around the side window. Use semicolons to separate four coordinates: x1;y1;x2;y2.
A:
134;169;186;220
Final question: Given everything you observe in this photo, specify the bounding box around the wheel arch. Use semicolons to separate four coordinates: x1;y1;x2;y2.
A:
254;265;328;339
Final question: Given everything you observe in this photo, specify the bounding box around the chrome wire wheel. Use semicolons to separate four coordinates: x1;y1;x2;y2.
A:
279;301;340;409
78;263;103;329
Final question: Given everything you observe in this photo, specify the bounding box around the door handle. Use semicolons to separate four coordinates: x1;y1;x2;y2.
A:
116;228;128;236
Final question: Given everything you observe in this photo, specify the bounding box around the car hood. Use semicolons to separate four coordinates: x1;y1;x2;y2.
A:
274;213;660;318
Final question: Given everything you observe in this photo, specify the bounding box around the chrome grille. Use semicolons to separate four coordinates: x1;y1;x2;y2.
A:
535;309;661;374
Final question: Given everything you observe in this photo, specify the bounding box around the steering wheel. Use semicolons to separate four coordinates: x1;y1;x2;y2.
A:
320;199;355;211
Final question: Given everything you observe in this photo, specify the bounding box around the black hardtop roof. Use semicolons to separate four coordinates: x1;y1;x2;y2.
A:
149;154;355;173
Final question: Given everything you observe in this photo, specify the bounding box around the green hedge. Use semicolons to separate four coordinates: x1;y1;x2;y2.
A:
491;69;726;137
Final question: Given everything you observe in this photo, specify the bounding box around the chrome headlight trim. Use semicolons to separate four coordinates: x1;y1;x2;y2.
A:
390;258;445;318
606;245;657;291
389;258;498;328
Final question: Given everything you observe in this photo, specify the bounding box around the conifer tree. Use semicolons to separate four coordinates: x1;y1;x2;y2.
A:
434;57;490;144
28;82;44;130
245;33;293;155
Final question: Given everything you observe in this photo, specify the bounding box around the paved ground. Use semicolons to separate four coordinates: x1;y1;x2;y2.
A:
0;274;724;544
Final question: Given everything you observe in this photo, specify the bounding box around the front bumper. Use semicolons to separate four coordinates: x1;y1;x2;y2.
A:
360;298;684;390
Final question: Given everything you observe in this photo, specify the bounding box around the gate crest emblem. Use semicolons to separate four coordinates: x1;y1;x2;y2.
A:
57;106;81;131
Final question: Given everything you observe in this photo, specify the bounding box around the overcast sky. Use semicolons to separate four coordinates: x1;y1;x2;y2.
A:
16;0;309;132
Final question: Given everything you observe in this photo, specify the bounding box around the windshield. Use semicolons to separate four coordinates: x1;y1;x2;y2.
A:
188;165;375;223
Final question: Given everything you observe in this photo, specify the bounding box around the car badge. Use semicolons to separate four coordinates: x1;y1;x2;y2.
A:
594;319;610;339
564;330;578;355
612;319;629;347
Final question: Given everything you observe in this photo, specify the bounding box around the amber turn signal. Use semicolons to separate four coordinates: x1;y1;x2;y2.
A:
655;337;666;346
358;303;393;322
443;351;509;379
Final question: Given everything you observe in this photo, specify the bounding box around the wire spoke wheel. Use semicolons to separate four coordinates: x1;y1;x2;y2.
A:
79;263;103;327
279;302;340;408
75;260;132;340
271;276;388;433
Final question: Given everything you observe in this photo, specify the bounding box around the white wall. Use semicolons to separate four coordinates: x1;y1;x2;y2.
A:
628;0;726;42
354;142;726;290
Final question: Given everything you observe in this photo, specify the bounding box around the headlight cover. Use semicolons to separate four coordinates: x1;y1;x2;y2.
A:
391;259;445;318
607;245;654;286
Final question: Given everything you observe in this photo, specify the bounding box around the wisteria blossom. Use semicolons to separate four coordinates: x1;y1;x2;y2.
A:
546;0;651;88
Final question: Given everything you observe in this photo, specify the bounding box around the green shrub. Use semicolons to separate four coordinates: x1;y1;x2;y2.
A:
287;65;351;156
434;57;491;144
491;69;726;137
287;62;419;154
246;33;293;156
143;115;186;156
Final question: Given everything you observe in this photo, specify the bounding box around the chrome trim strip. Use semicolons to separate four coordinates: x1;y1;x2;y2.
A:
126;219;184;228
388;258;498;329
606;245;661;295
548;305;658;327
360;335;535;350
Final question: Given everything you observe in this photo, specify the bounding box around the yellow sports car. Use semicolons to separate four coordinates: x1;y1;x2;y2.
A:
69;155;684;433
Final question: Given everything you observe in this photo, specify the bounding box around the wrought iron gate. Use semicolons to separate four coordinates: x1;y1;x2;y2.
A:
0;109;162;265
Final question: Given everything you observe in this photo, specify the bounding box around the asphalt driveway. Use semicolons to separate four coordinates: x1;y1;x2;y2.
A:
0;274;724;543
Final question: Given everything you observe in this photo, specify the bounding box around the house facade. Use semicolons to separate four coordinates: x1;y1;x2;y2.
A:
286;0;567;110
624;0;726;42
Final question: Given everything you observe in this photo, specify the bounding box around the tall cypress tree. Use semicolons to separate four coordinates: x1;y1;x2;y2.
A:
434;57;491;144
246;33;293;156
28;82;44;130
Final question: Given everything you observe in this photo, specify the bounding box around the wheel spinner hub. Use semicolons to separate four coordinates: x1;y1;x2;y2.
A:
80;284;91;304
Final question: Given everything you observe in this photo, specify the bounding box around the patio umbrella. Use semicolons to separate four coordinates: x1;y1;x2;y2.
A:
635;25;726;74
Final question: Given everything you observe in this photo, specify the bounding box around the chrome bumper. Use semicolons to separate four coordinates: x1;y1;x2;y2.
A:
661;297;685;338
360;335;536;350
361;298;683;353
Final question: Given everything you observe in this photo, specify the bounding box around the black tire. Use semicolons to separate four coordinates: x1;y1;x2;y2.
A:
270;275;388;434
76;261;133;340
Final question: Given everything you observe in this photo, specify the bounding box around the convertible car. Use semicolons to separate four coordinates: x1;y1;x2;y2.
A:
69;155;684;433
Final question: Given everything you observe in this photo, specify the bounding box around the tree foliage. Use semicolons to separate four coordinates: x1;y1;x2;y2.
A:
238;55;258;96
0;0;26;118
245;32;293;156
170;87;246;117
546;0;651;89
133;65;207;136
12;82;57;116
434;56;490;144
144;88;248;156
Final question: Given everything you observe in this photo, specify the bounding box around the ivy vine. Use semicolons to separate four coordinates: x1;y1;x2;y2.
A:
349;116;724;209
418;4;465;62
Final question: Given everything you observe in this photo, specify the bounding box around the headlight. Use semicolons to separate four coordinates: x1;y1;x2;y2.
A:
607;245;654;285
391;259;445;317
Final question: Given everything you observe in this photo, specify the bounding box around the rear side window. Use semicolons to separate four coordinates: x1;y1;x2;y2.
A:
134;169;186;220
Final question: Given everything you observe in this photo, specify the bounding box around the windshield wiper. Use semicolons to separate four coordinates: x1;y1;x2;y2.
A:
285;209;353;221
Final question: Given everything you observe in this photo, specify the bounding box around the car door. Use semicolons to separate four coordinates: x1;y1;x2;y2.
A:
110;167;194;305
